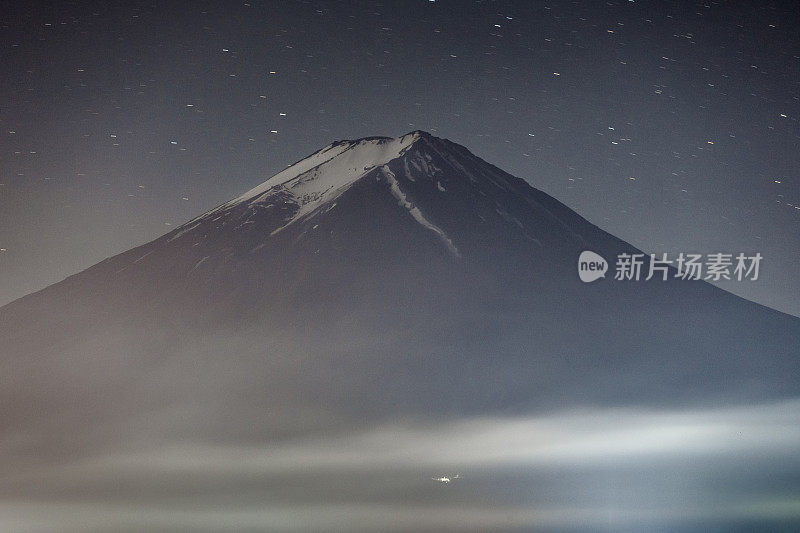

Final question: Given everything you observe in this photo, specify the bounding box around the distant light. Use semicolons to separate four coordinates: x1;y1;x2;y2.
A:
270;130;278;134
553;72;560;76
775;180;782;184
780;113;787;118
170;140;178;144
707;141;714;144
186;104;194;107
279;112;286;116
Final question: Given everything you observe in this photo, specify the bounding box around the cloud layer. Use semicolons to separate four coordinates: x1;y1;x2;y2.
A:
3;399;800;532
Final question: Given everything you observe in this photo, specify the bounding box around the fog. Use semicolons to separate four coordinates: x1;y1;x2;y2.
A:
3;400;799;532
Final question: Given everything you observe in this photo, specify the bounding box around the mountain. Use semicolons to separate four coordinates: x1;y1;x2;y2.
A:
1;130;799;463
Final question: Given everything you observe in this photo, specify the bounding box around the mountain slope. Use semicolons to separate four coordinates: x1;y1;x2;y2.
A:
1;130;798;460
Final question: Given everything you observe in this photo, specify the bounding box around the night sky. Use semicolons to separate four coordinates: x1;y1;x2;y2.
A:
1;0;799;315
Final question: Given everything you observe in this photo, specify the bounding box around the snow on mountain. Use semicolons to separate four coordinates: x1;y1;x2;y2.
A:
160;130;495;264
212;132;425;233
162;129;594;266
382;163;460;258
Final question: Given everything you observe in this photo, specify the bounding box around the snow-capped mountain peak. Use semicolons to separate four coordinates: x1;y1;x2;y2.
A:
224;131;427;215
167;129;577;255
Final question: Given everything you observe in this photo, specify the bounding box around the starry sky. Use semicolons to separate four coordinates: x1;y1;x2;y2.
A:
1;0;798;315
